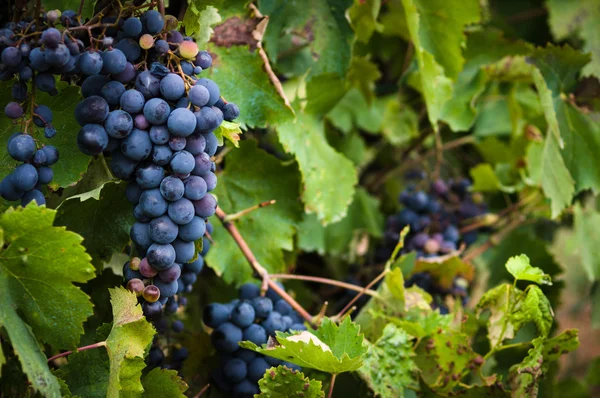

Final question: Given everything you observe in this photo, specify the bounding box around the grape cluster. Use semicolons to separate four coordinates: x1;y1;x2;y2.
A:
46;9;240;319
381;177;487;309
204;283;306;397
0;15;74;205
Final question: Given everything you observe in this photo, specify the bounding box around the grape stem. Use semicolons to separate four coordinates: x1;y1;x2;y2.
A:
47;341;107;362
327;373;337;398
269;274;382;299
223;200;276;222
215;206;315;327
193;383;211;398
335;268;388;320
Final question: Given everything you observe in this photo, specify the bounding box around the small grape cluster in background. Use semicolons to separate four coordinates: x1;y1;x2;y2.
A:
204;283;306;397
381;176;487;311
0;16;70;205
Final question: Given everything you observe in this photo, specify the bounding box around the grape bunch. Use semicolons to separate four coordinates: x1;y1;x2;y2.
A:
48;8;241;319
381;177;487;310
0;16;73;205
204;283;306;397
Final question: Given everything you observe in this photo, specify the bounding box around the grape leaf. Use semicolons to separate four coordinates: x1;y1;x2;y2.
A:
326;89;384;134
54;346;110;398
0;83;91;189
105;288;155;397
508;337;544;398
470;163;502;192
0;304;62;397
206;140;302;285
477;284;517;346
412;255;475;290
0;205;95;350
55;181;134;271
573;203;600;281
542;329;580;361
297;188;383;257
241;317;368;374
357;323;416;398
414;327;476;391
141;368;188;398
381;96;419;146
209;45;294;128
213;120;242;147
346;57;382;104
505;254;552;285
401;0;454;127
185;0;249;20
278;109;357;224
257;366;324;397
348;0;382;44
511;285;553;338
183;5;222;47
305;73;347;115
258;0;354;78
547;0;600;77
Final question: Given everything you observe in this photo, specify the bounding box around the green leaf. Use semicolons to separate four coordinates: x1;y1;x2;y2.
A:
546;0;600;77
326;89;384;134
0;304;62;397
412;255;474;290
209;45;294;128
278;110;357;224
0;205;94;350
511;285;553;338
257;366;324;397
346;56;382;104
241;317;368;374
508;337;544;397
305;73;347;115
542;329;580;362
55;181;133;271
505;254;552;285
297;188;383;257
381;96;419;146
213;120;243;147
573;203;600;281
54;346;110;398
206;140;302;285
470;163;502;192
401;0;454;127
258;0;354;78
357;323;416;398
348;0;382;43
105;288;155;397
477;284;517;346
183;5;222;47
528;45;590;97
0;84;91;188
141;368;188;398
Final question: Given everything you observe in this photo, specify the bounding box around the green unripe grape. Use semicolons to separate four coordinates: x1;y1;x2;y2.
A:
179;41;198;59
129;256;141;270
139;34;154;50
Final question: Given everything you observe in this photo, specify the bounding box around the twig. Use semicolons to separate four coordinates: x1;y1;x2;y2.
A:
215;207;315;326
224;200;276;222
193;383;211;398
248;3;294;113
328;373;337;398
336;268;388;319
78;0;86;16
157;0;165;15
269;274;381;298
47;341;107;362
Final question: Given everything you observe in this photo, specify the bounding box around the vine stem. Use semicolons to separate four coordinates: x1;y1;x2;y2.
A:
223;200;276;222
193;383;210;398
269;274;382;298
47;341;107;362
335;268;388;319
215;207;315;327
327;373;337;398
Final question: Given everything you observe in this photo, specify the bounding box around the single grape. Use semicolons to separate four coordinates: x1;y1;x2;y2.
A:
196;78;220;106
195;106;221;133
251;297;273;319
139;188;168;217
223;358;247;383
142;300;163;319
12;164;38;191
195;51;212;69
202;171;217;191
33;105;53;127
139;34;154;50
136;164;165;189
192;152;212;176
188;84;209;107
8;133;36;161
243;324;267;345
116;38;141;62
143;10;164;35
154;278;179;297
178;216;205;241
158;263;181;283
37;167;53;184
159;73;185;101
155;39;169;55
171;238;195;263
247;357;270;383
41;28;61;48
183;256;204;273
77;124;109;155
127;278;145;296
168;198;195;225
152;145;173;165
100;80;126;106
79;51;103;75
168;136;187;151
149;124;169;144
45;44;70;67
105;110;133;138
109;149;139;180
167;108;197;137
172;320;184;332
211;322;242;352
170;151;195;174
1;46;21;67
178;40;198;59
5;102;23;119
135;70;161;99
121;128;153;161
223;103;240;121
101;48;127;74
184;134;206;155
34;72;56;93
149;215;179;244
123;17;143;37
160;176;185;201
22;190;46;206
139;257;158;278
193;193;217;218
75;95;109;125
231;301;255;328
143;97;170;125
146;243;176;270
